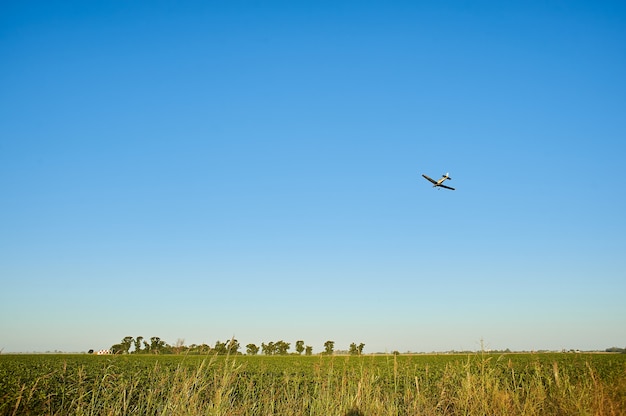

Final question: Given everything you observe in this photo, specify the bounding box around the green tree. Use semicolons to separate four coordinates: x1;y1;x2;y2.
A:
349;343;359;355
324;340;334;355
110;344;123;354
275;340;291;355
214;340;228;355
305;346;313;356
161;342;174;354
262;342;276;355
349;343;365;355
295;340;305;355
189;343;211;354
246;343;259;355
134;336;144;354
226;338;240;355
150;337;166;354
121;336;134;354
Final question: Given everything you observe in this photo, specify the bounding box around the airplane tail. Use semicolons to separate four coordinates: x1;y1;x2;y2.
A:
443;172;452;180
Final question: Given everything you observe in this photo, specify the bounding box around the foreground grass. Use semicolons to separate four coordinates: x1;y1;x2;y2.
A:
1;353;625;415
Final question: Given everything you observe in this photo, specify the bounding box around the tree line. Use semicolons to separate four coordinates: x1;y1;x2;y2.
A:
107;337;365;356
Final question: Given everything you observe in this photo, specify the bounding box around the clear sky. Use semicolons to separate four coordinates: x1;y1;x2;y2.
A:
1;1;625;354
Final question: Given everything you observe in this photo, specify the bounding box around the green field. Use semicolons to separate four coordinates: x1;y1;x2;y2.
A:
1;352;625;415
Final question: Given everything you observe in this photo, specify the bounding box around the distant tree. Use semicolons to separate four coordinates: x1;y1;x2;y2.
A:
214;340;228;355
161;342;174;354
349;343;358;355
110;344;124;354
275;340;291;355
246;344;259;355
150;337;166;354
227;338;240;355
121;336;134;354
305;346;313;356
358;343;365;355
173;338;185;354
295;340;305;355
324;341;335;355
262;342;276;355
189;343;210;354
134;336;144;354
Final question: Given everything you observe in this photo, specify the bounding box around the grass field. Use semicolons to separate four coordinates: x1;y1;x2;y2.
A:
1;352;625;415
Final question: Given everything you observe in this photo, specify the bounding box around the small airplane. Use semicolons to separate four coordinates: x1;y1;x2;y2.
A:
422;172;455;190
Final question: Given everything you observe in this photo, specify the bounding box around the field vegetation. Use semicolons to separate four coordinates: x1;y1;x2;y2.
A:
1;352;625;415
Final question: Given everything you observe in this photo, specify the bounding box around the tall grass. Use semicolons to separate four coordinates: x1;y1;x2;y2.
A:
2;353;625;415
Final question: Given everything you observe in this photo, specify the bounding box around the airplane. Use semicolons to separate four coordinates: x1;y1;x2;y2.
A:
422;172;455;190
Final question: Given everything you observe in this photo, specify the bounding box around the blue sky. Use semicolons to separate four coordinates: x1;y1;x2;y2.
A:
1;1;625;353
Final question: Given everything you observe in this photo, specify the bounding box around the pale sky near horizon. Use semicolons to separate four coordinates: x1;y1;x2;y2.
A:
1;1;625;354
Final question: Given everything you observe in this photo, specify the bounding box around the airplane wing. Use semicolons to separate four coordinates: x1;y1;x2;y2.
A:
421;174;438;185
439;184;455;190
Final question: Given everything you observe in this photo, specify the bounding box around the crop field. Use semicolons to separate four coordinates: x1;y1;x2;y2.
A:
1;352;625;415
